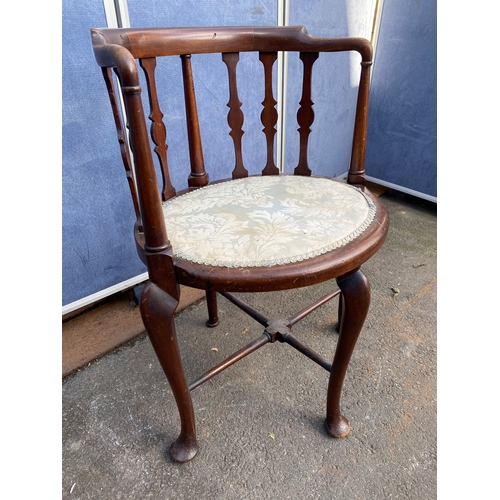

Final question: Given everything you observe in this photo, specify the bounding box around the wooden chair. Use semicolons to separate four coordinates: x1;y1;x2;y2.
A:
91;26;389;462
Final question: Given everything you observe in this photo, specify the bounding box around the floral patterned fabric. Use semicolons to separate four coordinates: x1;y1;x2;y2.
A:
162;175;376;267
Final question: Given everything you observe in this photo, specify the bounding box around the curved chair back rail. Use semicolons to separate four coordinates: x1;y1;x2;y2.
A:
91;26;372;61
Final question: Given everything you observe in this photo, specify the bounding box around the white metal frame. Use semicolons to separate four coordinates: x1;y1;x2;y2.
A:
366;175;437;203
103;0;130;28
62;273;149;316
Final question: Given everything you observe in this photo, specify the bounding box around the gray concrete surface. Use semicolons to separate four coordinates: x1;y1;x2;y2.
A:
62;191;436;499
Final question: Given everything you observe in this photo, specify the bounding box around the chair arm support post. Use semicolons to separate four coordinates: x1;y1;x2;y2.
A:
347;60;372;187
92;32;172;260
114;62;173;262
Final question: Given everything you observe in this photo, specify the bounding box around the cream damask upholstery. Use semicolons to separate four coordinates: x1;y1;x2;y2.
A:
162;175;376;268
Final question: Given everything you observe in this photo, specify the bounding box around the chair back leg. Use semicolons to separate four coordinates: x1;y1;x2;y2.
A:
205;290;219;327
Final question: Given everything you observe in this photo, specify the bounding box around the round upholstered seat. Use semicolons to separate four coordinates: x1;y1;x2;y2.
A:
162;175;376;268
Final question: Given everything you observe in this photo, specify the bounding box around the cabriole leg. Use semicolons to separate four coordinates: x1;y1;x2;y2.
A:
326;269;370;438
140;281;199;462
334;292;344;333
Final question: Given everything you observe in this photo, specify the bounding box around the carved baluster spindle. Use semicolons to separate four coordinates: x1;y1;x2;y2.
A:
259;52;279;176
139;57;177;201
222;52;248;179
102;67;141;222
181;54;209;189
294;52;319;177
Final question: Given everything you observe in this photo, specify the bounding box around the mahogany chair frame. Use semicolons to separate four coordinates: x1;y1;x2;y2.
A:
91;26;389;462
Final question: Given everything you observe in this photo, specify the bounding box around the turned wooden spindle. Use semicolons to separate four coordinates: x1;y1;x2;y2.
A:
294;52;319;177
181;54;210;189
140;57;177;201
222;52;248;179
259;51;279;176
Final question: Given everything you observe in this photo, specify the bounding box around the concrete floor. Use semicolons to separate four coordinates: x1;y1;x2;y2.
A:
62;191;437;499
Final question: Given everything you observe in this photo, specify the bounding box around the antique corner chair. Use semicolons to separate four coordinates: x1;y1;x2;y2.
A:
91;26;389;462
